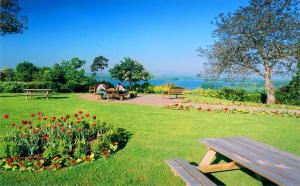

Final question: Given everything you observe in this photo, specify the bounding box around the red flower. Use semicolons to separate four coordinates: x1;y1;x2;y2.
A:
58;123;63;127
30;113;35;117
52;124;57;129
3;114;9;119
67;129;72;135
43;116;48;120
74;114;78;118
60;116;64;120
92;121;96;127
77;119;81;124
207;108;211;112
51;116;56;122
85;113;90;117
11;123;16;127
28;120;32;125
224;108;229;111
21;120;28;125
42;134;49;141
66;115;70;119
103;149;109;157
38;112;43;116
93;115;96;120
60;127;65;132
78;111;83;114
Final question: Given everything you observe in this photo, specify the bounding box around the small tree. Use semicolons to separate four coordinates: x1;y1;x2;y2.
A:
109;57;152;89
15;61;38;82
90;56;109;82
198;0;299;104
0;0;27;35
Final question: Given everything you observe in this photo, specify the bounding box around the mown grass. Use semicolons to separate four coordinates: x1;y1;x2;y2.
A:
184;94;300;110
0;93;299;186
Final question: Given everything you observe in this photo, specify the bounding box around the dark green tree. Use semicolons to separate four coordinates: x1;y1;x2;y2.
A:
198;0;299;104
0;0;27;35
90;56;109;82
0;67;15;81
15;61;38;81
109;57;152;89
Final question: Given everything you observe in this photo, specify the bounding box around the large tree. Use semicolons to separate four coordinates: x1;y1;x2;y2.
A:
90;56;109;82
198;0;299;104
0;0;27;35
109;57;152;89
15;61;38;81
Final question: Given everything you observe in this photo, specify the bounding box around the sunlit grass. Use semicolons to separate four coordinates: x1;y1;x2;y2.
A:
0;93;299;185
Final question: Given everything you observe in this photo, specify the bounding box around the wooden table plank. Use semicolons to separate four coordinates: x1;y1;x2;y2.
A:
200;138;299;186
228;137;300;172
217;138;300;183
234;137;300;164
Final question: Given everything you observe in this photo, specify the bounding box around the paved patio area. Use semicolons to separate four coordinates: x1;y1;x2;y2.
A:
80;93;183;106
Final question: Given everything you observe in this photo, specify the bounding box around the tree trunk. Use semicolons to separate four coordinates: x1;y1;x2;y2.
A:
100;70;103;83
264;65;276;104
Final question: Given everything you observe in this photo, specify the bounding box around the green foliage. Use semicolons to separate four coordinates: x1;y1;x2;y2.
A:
0;68;15;81
109;57;152;88
276;63;300;105
73;140;87;159
0;0;27;35
43;146;57;161
15;61;38;82
90;139;103;155
131;82;155;93
0;81;58;93
0;111;129;171
0;138;9;158
192;88;263;103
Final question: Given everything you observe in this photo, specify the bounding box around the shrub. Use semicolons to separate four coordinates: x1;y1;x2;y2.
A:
0;111;129;171
192;88;263;103
0;81;58;93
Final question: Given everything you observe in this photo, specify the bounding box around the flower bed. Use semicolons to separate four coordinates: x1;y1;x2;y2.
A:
0;111;129;171
162;104;300;118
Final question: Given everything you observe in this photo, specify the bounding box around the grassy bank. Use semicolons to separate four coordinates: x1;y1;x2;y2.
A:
0;94;299;185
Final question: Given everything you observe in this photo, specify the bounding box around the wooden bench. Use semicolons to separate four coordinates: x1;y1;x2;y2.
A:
88;86;96;94
24;89;52;100
162;87;184;98
106;88;128;101
165;159;217;186
166;137;300;186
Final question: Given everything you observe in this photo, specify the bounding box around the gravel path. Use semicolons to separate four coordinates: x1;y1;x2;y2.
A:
80;94;300;115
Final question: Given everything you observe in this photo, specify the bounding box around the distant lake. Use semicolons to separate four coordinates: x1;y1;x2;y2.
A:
96;75;289;92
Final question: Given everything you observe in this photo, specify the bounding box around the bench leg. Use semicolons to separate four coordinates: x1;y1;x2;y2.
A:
197;149;240;173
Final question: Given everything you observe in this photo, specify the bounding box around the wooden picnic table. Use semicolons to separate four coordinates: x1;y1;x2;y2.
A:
166;137;300;186
24;89;52;100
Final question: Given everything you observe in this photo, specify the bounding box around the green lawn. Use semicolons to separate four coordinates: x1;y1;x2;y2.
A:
0;94;299;186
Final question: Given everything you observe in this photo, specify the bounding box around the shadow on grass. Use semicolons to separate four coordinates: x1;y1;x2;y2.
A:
0;94;24;97
191;153;276;186
115;128;133;151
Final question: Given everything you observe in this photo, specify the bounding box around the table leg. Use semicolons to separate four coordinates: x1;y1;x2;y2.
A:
197;148;240;173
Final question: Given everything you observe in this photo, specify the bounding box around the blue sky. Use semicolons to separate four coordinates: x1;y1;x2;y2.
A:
0;0;248;75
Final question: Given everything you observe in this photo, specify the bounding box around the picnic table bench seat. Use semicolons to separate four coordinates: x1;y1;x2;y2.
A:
165;159;216;186
166;137;300;186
